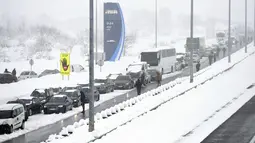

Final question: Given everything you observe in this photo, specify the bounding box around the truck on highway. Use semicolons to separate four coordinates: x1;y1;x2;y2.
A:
185;37;206;58
140;46;176;74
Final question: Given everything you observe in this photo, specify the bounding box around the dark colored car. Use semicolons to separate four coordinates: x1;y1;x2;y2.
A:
30;88;54;104
38;69;60;78
63;85;82;91
95;78;115;94
6;99;29;121
43;95;73;114
114;75;134;90
60;89;81;107
19;96;44;116
0;73;18;84
79;85;100;103
127;71;151;86
147;69;159;81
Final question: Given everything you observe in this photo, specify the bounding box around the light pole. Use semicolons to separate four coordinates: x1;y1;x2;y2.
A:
254;0;255;46
228;0;231;63
89;0;95;132
245;0;248;53
95;0;98;64
189;0;194;83
155;0;158;48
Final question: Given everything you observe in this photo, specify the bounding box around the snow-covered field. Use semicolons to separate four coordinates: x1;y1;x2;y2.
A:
42;43;255;143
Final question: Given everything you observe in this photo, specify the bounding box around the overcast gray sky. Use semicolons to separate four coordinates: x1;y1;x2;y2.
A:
0;0;253;22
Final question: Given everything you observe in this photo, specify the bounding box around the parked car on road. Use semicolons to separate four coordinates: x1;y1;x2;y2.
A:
63;84;82;91
0;73;18;84
95;78;115;94
38;69;59;78
79;85;100;103
43;95;73;114
0;104;25;134
114;75;135;90
60;89;81;107
7;99;29;121
19;96;44;116
30;88;54;104
18;71;38;80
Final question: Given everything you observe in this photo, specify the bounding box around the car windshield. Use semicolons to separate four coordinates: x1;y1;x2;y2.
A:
128;72;141;79
49;97;65;103
31;91;45;98
95;79;106;83
0;110;12;119
20;71;30;75
62;92;78;98
20;99;32;104
116;76;130;81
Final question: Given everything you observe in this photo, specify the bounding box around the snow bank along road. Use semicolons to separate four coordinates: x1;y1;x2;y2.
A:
80;45;255;143
1;43;243;143
44;44;255;143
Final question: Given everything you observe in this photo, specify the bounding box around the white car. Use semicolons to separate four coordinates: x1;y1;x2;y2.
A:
18;71;38;80
0;104;25;134
71;64;86;73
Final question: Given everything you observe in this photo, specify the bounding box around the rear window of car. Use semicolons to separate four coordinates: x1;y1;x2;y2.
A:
21;71;30;75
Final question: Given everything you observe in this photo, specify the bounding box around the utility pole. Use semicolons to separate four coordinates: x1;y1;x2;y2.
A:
228;0;232;63
254;0;255;46
95;0;98;64
189;0;194;83
89;0;95;132
245;0;248;53
155;0;158;48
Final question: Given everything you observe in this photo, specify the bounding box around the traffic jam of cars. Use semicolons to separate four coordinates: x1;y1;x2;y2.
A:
0;62;162;134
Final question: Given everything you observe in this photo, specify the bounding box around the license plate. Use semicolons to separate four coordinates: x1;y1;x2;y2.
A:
49;108;56;110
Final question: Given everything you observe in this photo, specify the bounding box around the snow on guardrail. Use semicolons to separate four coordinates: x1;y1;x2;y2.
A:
42;44;255;143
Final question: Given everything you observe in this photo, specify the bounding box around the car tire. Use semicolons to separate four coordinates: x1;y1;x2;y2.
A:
62;107;67;113
20;121;25;130
8;125;13;134
111;87;114;92
29;109;33;116
70;105;73;110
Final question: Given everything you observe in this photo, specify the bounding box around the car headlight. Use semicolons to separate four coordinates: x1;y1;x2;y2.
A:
44;106;47;108
74;100;77;102
2;121;8;125
58;105;63;108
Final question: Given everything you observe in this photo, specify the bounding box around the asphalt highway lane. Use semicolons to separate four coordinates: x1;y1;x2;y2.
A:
3;44;243;143
202;87;255;143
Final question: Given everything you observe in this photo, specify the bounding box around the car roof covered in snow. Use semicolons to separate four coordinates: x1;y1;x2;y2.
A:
0;104;23;110
19;96;34;100
53;94;67;98
64;89;78;92
35;89;46;93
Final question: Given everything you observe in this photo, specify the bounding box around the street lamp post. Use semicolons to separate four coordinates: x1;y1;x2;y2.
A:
245;0;248;53
189;0;194;83
95;0;98;64
155;0;158;48
228;0;231;63
89;0;95;132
